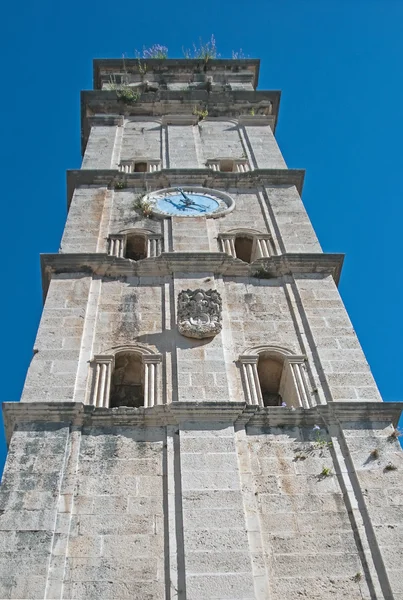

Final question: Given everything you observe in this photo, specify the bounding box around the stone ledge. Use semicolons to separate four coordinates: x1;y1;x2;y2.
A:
40;252;344;300
66;168;305;209
3;401;402;446
93;58;261;90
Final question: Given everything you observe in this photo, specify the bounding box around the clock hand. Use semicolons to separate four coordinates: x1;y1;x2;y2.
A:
176;187;193;206
187;203;207;212
166;198;184;210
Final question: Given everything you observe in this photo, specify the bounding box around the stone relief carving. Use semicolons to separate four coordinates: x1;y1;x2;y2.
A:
177;289;222;339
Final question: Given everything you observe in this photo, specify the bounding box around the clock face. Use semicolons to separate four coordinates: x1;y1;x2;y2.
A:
146;187;235;218
156;190;219;215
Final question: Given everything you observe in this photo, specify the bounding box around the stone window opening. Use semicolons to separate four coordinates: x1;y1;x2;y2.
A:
134;161;148;172
206;158;249;172
257;354;283;406
239;347;312;409
218;230;274;262
89;348;162;409
110;352;144;408
126;233;147;260
108;230;163;260
235;235;254;263
118;159;161;173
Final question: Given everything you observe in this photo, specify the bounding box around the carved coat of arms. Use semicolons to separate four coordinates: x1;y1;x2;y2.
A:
177;289;222;339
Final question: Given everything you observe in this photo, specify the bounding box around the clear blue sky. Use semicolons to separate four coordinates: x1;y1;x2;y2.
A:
1;0;402;472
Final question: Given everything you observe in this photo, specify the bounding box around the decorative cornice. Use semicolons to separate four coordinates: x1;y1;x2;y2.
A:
3;401;402;446
93;58;261;90
40;252;344;300
66;168;305;209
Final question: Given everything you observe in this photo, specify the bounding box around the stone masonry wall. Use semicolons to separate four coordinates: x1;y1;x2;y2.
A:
0;424;70;599
168;125;199;168
223;278;302;353
215;191;269;236
81;126;117;169
341;421;403;598
80;119;288;171
119;120;162;163
61;185;322;259
239;424;373;600
61;187;107;254
265;185;322;254
21;275;91;403
199;120;245;161
92;278;163;354
173;276;231;404
294;274;381;402
109;188;163;235
180;423;255;599
244;124;287;169
60;426;166;600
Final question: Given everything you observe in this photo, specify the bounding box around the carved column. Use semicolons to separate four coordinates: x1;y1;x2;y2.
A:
108;235;125;258
90;356;114;407
255;235;274;259
147;235;162;258
218;234;236;258
143;355;163;407
284;356;311;409
239;355;263;406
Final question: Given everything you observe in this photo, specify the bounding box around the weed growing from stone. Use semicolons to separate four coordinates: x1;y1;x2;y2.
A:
192;106;208;121
320;466;332;477
353;572;362;583
114;181;127;190
384;463;397;471
182;35;219;62
311;425;332;449
133;194;153;218
252;267;273;279
141;44;168;59
116;87;140;104
389;428;402;441
232;49;247;59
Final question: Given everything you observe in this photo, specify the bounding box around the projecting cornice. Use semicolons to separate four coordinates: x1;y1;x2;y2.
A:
93;58;261;90
40;252;344;300
80;89;281;153
3;401;402;446
66;168;305;209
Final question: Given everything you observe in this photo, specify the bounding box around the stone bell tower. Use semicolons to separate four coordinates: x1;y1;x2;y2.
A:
1;57;403;600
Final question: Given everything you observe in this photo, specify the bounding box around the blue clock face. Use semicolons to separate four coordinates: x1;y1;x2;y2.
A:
154;188;220;216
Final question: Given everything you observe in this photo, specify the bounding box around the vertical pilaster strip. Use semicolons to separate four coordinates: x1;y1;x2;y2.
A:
161;123;168;168
111;121;123;168
235;426;271;600
327;423;390;599
45;426;82;600
165;426;178;599
73;278;102;405
192;123;204;167
283;276;327;405
238;123;256;169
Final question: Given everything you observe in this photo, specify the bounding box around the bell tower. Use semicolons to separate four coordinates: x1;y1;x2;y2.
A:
1;57;403;600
